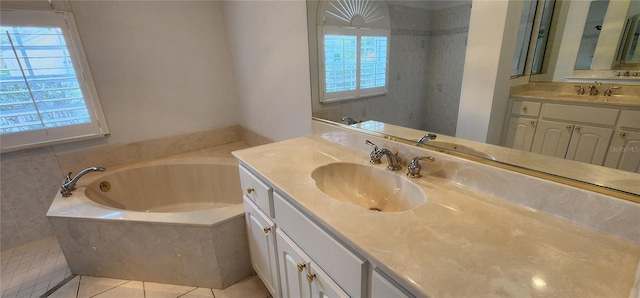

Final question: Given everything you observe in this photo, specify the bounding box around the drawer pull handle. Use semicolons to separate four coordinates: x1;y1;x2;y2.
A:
575;126;581;131
530;120;536;126
307;273;316;282
263;227;271;234
522;106;528;112
566;125;572;130
246;188;255;194
620;132;626;137
297;263;306;272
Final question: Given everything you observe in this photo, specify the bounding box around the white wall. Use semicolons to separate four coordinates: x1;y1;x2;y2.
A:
61;1;239;149
222;0;312;142
456;0;521;144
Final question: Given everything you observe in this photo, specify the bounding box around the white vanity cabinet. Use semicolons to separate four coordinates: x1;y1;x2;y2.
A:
531;104;616;165
240;164;383;298
504;101;540;151
603;110;640;172
243;197;280;297
240;165;280;297
370;268;414;298
505;99;624;166
276;228;348;298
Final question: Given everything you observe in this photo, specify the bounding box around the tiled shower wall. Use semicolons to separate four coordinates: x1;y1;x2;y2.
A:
340;4;433;130
330;3;471;136
425;3;471;136
0;125;271;250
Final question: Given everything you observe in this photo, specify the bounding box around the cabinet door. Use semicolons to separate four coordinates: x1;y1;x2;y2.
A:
531;120;573;158
565;124;613;165
244;197;279;297
276;229;312;298
603;130;640;173
309;263;349;298
504;116;537;151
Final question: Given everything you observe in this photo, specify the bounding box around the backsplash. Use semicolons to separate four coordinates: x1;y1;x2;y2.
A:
513;81;640;97
0;125;271;250
312;120;640;243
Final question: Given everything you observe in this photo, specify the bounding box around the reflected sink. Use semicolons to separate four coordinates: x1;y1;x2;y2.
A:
311;162;426;212
427;141;495;160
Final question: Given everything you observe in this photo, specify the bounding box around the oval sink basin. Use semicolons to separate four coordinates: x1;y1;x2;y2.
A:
311;162;426;212
427;141;495;160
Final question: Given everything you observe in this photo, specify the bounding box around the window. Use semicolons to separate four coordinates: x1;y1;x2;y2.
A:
511;0;538;76
1;9;108;152
316;0;390;103
320;26;388;101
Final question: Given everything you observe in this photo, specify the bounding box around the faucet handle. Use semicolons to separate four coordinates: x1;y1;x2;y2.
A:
365;140;381;164
574;85;585;95
604;86;621;96
64;172;73;182
407;156;435;178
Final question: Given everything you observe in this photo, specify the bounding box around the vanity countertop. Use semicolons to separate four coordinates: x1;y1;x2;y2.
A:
510;90;640;106
233;136;640;297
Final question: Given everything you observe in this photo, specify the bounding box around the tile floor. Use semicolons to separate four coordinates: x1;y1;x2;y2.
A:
1;236;271;298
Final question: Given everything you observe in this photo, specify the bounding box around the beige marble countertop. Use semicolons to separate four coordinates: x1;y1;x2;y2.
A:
511;90;640;106
233;136;640;297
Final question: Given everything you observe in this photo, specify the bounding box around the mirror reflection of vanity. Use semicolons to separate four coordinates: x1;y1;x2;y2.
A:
307;0;640;201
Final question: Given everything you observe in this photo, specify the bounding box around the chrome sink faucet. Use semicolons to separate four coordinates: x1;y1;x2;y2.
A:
416;133;437;145
60;166;106;197
588;85;599;96
365;140;402;171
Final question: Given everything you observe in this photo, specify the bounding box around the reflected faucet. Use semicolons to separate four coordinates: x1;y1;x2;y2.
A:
60;166;106;197
416;133;437;145
342;116;358;125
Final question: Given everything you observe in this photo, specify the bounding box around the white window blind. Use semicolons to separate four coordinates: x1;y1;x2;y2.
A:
0;9;108;152
319;26;389;103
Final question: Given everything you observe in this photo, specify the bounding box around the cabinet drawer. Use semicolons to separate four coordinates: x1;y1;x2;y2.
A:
541;103;619;126
511;101;541;117
619;110;640;130
239;165;273;217
273;192;366;298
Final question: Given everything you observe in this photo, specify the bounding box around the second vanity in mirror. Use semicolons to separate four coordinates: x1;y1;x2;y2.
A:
308;0;640;199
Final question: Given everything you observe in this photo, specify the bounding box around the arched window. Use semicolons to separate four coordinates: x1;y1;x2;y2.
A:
317;0;390;103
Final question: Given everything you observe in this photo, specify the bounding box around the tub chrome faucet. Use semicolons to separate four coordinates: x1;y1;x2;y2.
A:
416;133;437;145
588;85;599;96
60;166;106;197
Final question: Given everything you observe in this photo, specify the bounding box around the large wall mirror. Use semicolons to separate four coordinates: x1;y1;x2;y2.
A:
308;0;640;200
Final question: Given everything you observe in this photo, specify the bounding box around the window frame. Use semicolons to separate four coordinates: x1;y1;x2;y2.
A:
318;25;389;103
0;9;109;152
